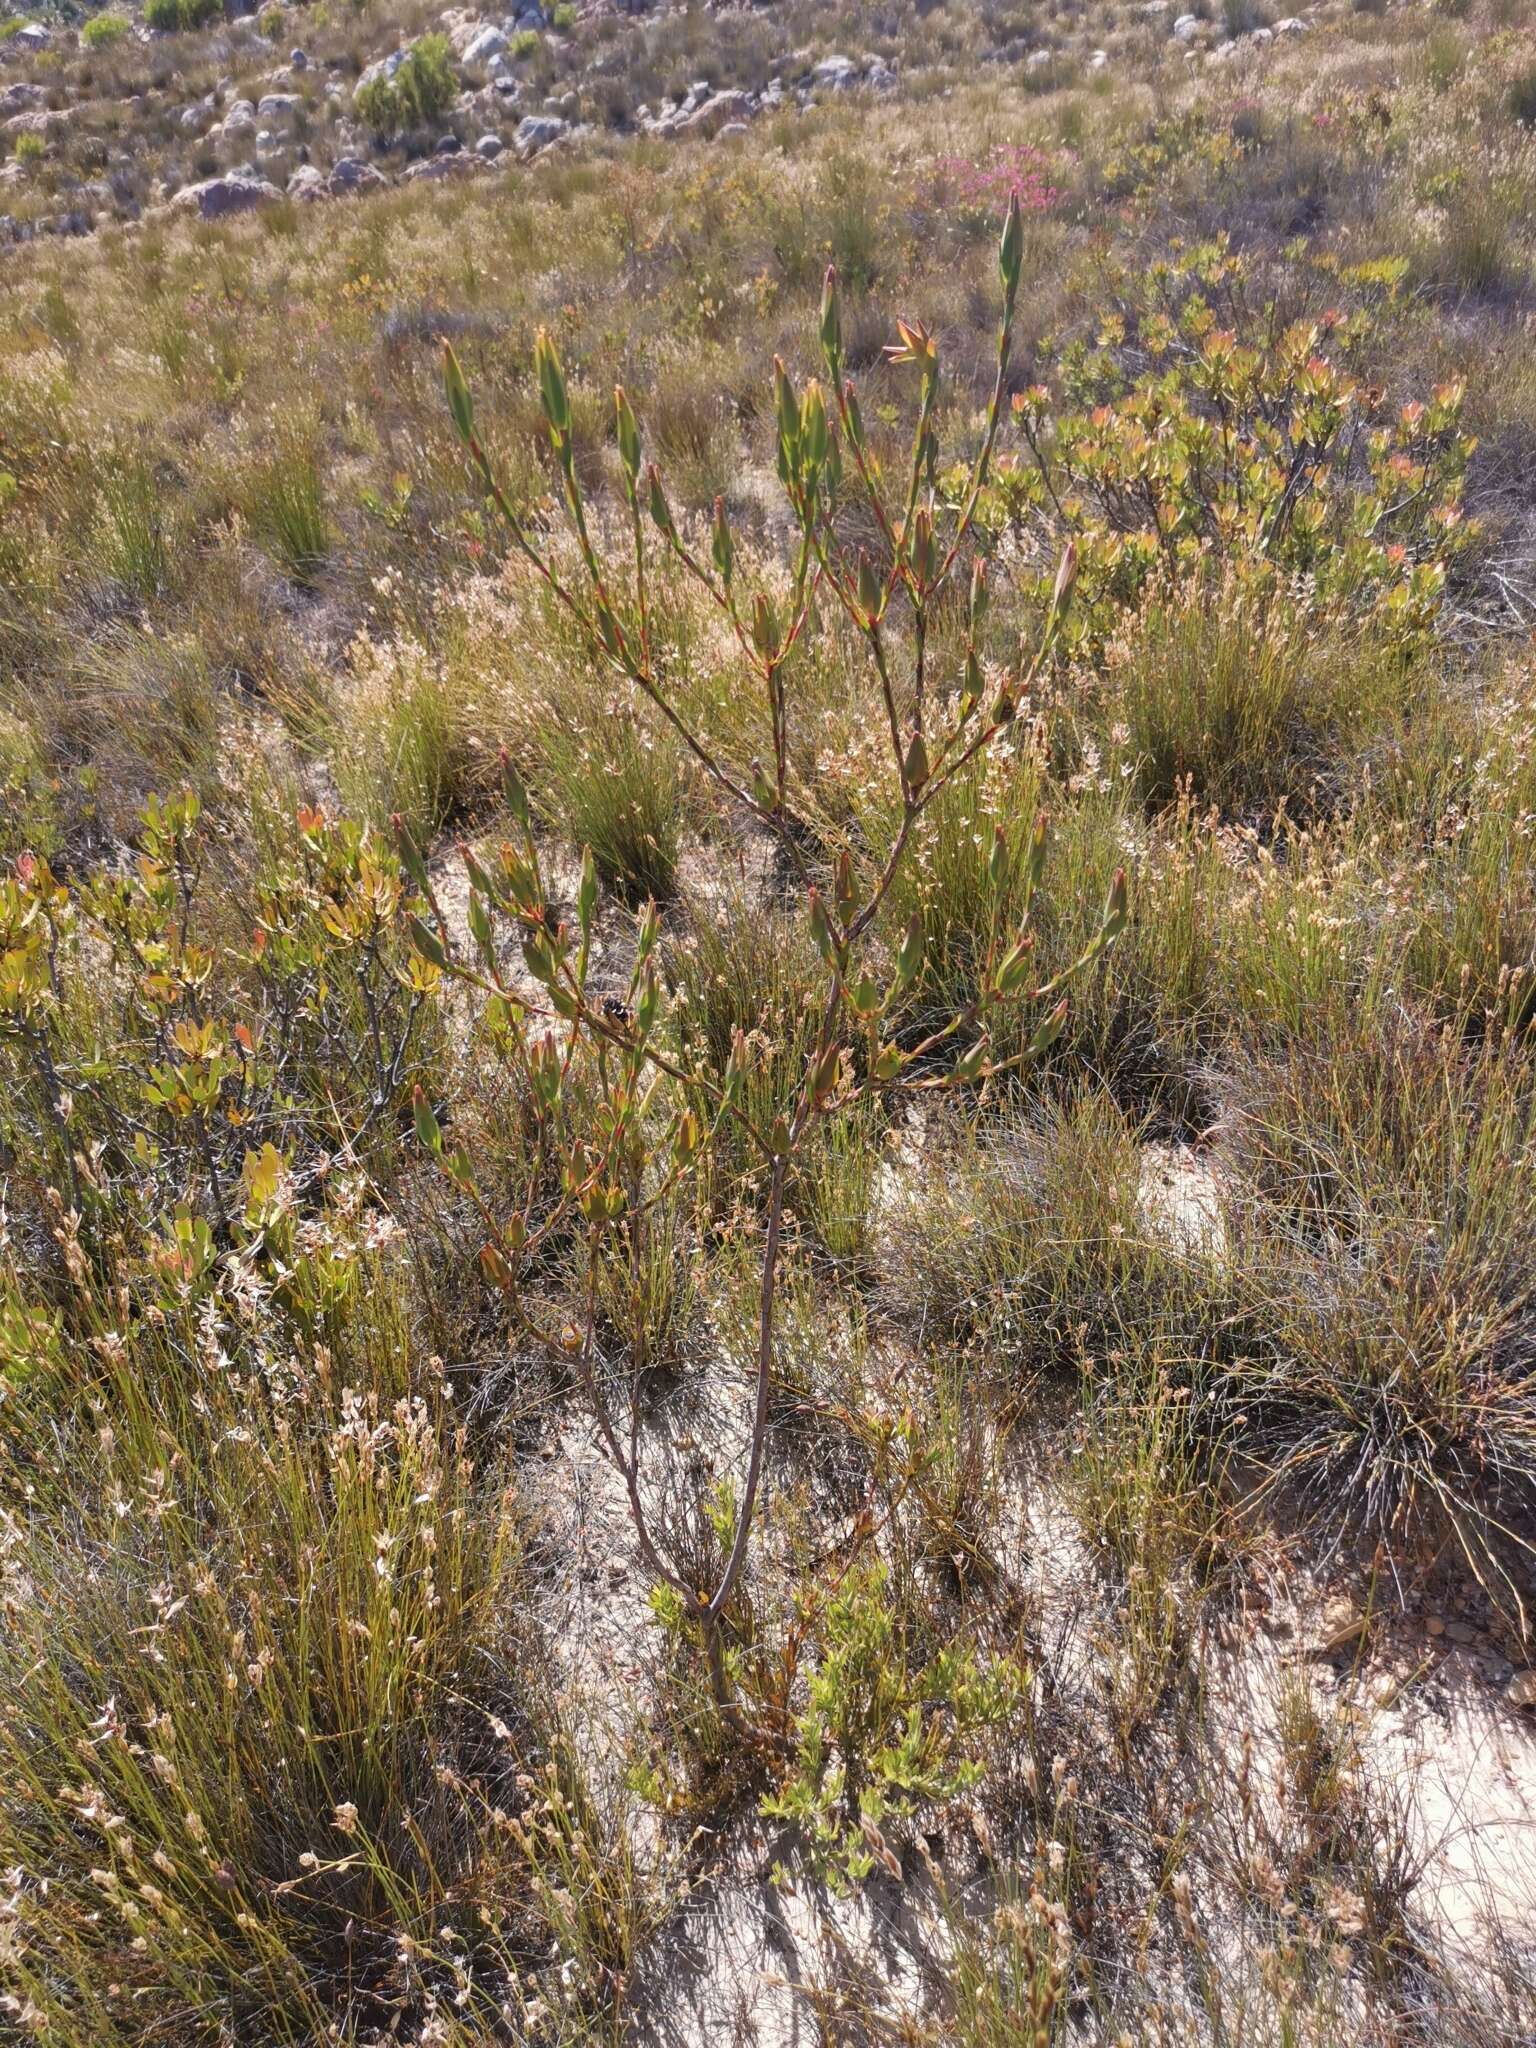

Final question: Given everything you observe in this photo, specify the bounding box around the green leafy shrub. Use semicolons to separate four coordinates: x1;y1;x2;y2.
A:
143;0;221;29
80;9;130;45
758;1559;1022;1887
354;33;456;138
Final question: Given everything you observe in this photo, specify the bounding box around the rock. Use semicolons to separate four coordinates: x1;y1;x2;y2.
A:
474;131;502;158
327;155;387;196
400;152;480;182
1505;1670;1536;1709
513;112;567;154
1446;1621;1478;1646
434;132;462;153
1088;46;1109;67
676;87;753;137
1172;12;1202;37
1309;1596;1367;1659
3;108;67;139
220;99;257;136
812;54;859;91
256;94;300;121
0;84;43;116
1274;14;1310;29
865;57;898;90
290;46;308;70
354;50;406;100
287;163;327;199
463;25;508;63
1025;48;1053;70
1424;1614;1445;1637
169;173;283;220
12;22;49;50
715;120;750;140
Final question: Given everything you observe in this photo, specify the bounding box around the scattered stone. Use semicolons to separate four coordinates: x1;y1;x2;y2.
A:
474;131;503;158
1173;12;1202;37
1504;1670;1536;1709
327;155;387;196
514;112;567;155
256;94;300;122
289;47;308;70
677;87;753;137
354;49;406;101
400;152;480;182
12;22;49;51
1425;1614;1445;1637
287;163;328;199
812;54;859;91
169;172;283;220
434;132;462;153
463;24;508;64
1274;14;1311;29
1310;1596;1367;1659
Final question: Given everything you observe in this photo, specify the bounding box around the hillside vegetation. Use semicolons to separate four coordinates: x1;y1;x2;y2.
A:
3;1;1536;2042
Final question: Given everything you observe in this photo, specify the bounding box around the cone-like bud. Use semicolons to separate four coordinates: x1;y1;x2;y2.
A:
1026;996;1069;1059
412;1083;442;1154
409;916;447;969
534;328;571;436
999;191;1024;307
988;825;1010;896
994;932;1036;998
443;343;474;444
969;558;989;629
711;497;734;586
500;747;531;831
808;885;839;968
800;379;829;472
856;554;882;627
894;915;925;989
820;265;843;380
647;464;678;541
835;850;857;924
1102;865;1129;942
952;1035;991;1083
1025;811;1049;899
615;387;642;494
751;592;778;662
392;814;431;899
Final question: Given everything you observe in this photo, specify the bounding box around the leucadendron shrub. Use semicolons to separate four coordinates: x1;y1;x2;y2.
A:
0;791;440;1259
967;239;1475;651
412;201;1128;1765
